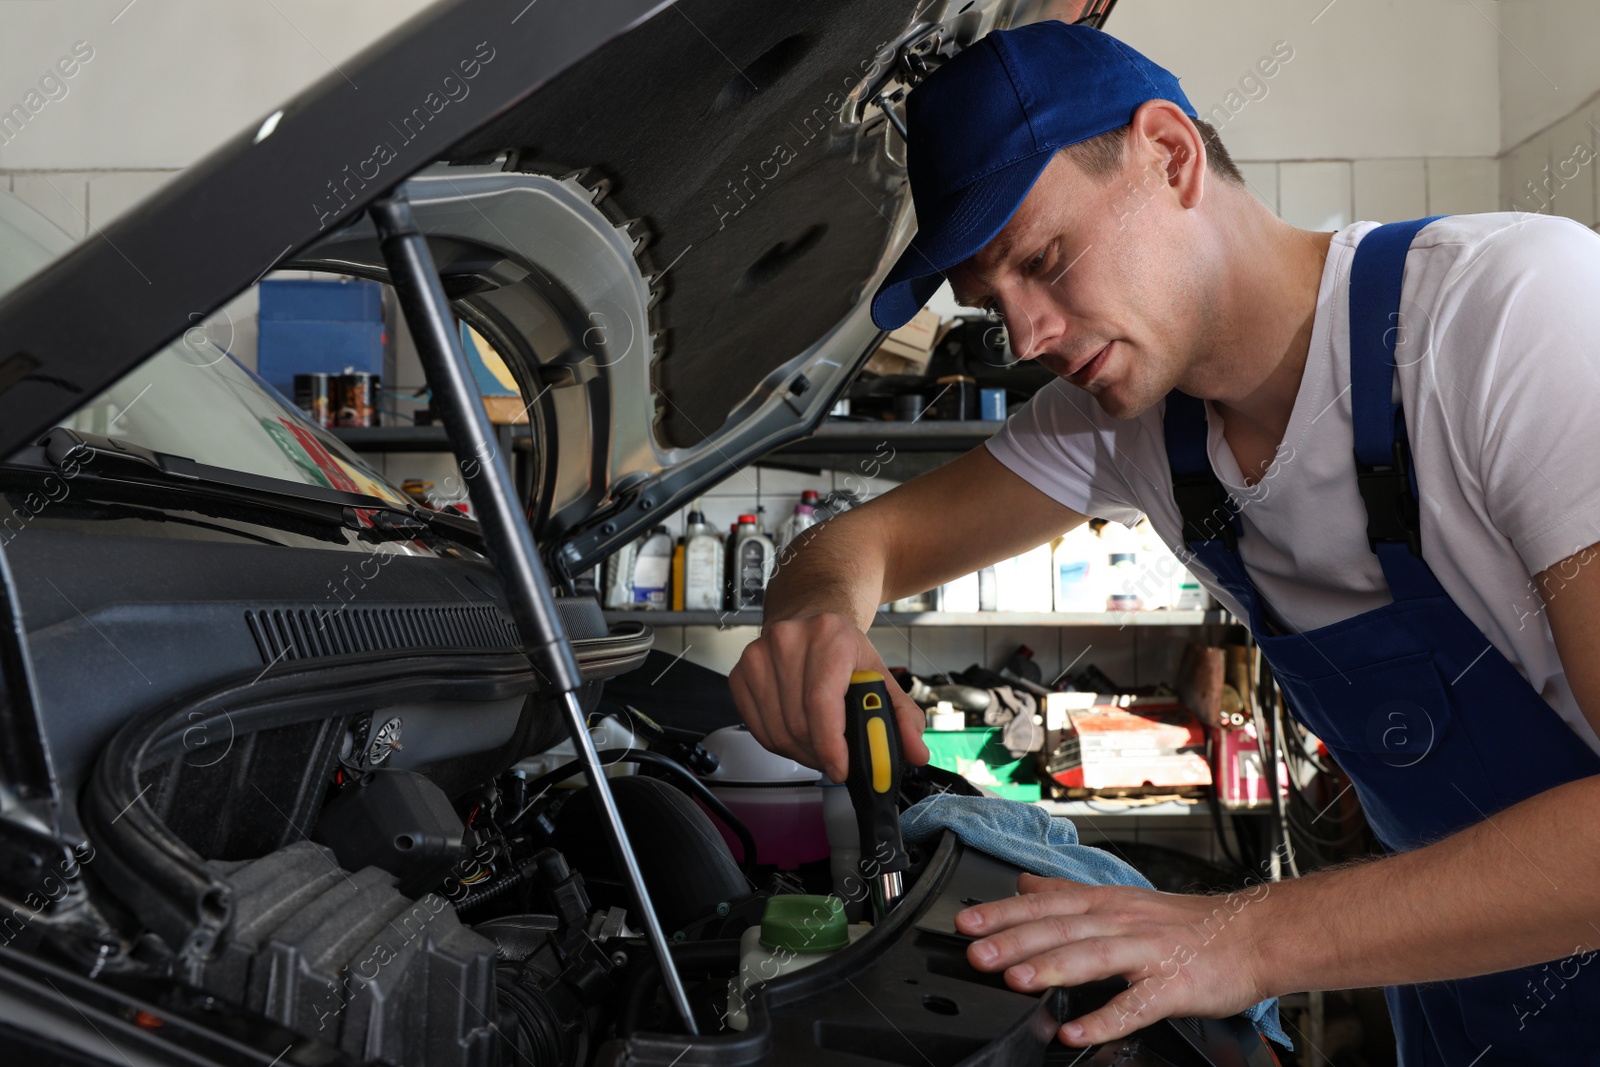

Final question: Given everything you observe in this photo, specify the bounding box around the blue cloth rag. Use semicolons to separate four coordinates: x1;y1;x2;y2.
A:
901;793;1290;1049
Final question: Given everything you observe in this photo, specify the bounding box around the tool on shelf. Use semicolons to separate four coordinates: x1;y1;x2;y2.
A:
843;670;911;920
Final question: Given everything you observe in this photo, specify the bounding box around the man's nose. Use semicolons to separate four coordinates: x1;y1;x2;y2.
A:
996;297;1060;362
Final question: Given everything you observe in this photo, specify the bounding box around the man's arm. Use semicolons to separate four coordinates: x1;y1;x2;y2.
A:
953;539;1600;1047
729;444;1087;782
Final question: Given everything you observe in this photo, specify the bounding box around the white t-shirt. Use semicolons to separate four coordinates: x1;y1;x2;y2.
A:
985;212;1600;756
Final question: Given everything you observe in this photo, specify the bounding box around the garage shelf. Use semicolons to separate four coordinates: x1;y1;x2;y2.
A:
603;609;1225;627
772;419;1006;453
1038;797;1271;817
331;419;1001;455
332;425;530;451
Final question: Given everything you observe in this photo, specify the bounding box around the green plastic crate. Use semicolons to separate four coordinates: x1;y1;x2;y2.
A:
923;728;1041;802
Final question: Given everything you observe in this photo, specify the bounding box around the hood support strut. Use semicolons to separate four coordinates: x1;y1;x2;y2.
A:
370;194;698;1036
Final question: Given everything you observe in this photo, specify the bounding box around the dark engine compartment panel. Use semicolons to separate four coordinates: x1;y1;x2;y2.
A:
449;0;920;448
0;496;1275;1067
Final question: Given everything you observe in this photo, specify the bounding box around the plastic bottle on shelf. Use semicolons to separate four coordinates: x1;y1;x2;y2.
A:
938;570;980;612
977;565;998;611
671;537;686;611
1175;571;1210;611
682;503;725;611
730;514;774;610
602;537;638;610
1131;519;1180;611
1094;521;1140;613
890;589;934;613
1052;526;1099;612
776;499;818;558
629;525;673;610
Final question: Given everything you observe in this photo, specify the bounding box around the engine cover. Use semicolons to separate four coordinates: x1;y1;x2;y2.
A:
202;840;498;1067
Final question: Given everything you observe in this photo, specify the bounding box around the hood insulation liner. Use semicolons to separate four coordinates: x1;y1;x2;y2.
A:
449;0;917;448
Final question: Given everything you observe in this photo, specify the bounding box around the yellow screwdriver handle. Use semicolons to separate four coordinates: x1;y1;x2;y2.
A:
843;670;909;877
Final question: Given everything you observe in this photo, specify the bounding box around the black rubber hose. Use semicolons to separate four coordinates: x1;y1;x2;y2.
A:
620;939;742;1035
1252;647;1294;878
517;749;760;879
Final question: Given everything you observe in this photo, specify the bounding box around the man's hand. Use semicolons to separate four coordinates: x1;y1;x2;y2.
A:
730;612;930;782
728;445;1087;779
956;873;1271;1047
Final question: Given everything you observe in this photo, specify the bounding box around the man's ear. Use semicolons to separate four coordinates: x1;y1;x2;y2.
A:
1127;99;1206;209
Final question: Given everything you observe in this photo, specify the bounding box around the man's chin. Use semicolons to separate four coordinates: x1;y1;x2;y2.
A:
1086;381;1158;421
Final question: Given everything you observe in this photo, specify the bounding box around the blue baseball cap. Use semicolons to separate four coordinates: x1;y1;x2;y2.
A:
870;22;1196;330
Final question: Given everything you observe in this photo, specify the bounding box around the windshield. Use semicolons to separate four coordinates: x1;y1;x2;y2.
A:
0;192;410;508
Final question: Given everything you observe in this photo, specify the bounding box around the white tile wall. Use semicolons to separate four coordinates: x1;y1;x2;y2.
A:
1234;162;1278;216
1066;628;1139;690
1277;161;1352;231
11;170;88;237
757;465;830;499
1352;159;1427;223
86;170;175;228
1426;158;1500;215
1548;110;1598;228
904;626;986;679
703;462;760;502
681;624;760;677
865;623;910;673
1501;132;1554;214
1230;156;1504;226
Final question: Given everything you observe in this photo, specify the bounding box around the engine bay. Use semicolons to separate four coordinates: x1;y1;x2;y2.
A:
0;590;1274;1067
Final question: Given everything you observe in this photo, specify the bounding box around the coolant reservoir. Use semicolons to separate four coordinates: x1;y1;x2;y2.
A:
514;714;643;784
725;895;869;1031
699;726;828;869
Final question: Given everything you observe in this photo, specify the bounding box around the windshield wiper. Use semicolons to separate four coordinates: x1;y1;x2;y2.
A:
29;428;481;548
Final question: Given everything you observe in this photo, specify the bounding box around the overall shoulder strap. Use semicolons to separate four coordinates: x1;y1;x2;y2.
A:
1348;215;1446;599
1162;390;1239;550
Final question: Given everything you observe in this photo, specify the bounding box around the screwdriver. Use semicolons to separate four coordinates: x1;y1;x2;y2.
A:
843;670;910;920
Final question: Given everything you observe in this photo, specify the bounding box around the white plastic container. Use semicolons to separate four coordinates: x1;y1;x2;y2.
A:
937;570;980;612
1052;526;1101;612
927;700;965;731
682;503;725;610
977;565;998;611
602;538;638;610
889;589;934;612
725;896;869;1031
993;542;1054;613
629;525;673;610
514;713;643;785
1176;571;1210;610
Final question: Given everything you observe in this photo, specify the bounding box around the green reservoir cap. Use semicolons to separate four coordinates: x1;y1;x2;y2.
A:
759;895;847;953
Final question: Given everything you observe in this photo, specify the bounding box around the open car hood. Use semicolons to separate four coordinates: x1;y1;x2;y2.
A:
0;0;1114;570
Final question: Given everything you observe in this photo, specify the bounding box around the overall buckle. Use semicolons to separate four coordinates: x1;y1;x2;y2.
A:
1171;472;1238;550
1355;439;1422;556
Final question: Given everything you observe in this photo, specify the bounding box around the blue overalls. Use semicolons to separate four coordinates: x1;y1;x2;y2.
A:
1162;217;1600;1064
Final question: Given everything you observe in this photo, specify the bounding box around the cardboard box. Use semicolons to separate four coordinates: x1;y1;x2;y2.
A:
864;307;941;376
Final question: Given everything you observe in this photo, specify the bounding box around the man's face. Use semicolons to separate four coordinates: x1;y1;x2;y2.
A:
945;132;1207;419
